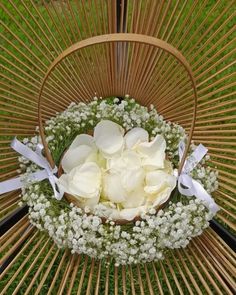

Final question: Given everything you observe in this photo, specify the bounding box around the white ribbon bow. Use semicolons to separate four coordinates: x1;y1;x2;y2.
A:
178;141;219;214
0;138;64;200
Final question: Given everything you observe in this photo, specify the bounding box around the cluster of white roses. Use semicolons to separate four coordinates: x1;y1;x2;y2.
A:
17;97;219;265
58;120;176;221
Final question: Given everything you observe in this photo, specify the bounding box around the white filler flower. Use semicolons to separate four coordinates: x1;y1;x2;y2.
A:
59;120;176;220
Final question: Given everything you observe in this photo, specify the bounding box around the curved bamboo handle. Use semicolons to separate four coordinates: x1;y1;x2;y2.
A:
38;33;197;172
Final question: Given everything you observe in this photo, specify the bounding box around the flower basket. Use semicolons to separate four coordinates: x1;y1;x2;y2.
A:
1;33;220;266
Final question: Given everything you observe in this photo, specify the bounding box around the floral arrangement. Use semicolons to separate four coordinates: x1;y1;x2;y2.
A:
58;120;176;221
13;97;219;265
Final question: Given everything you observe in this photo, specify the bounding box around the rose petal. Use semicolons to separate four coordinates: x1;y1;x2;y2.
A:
124;127;149;149
78;195;100;209
92;151;107;169
104;208;122;220
107;150;141;172
138;135;166;169
94;120;124;157
163;159;174;174
107;208;122;220
99;201;117;209
59;162;101;198
61;145;95;173
119;206;146;221
102;172;127;203
144;170;167;194
152;187;174;207
121;186;146;208
69;134;96;150
145;170;176;207
121;167;145;192
144;170;176;195
61;134;97;173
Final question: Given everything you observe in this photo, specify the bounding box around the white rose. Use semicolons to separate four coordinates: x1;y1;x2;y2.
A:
76;194;100;210
98;203;147;221
124;127;149;149
121;168;145;193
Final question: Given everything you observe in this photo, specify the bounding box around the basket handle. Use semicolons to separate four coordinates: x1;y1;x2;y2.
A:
38;33;197;173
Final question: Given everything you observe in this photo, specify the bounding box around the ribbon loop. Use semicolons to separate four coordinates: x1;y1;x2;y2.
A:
178;174;194;197
178;141;219;214
0;138;64;200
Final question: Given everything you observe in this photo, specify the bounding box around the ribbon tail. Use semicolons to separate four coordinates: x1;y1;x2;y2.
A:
178;174;220;214
0;177;23;194
192;179;220;214
179;141;208;174
48;175;64;200
178;174;195;197
0;138;63;200
0;169;49;194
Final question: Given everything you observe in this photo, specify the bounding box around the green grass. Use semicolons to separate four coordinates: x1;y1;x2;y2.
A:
0;230;226;295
